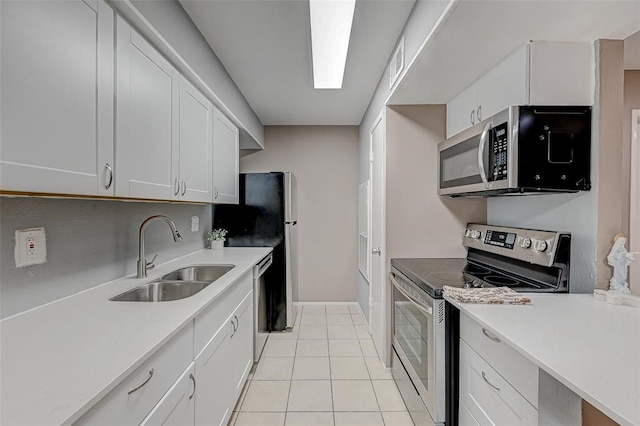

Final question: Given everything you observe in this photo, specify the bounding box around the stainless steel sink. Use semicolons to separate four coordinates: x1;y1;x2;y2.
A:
161;265;234;282
110;280;212;302
110;265;235;302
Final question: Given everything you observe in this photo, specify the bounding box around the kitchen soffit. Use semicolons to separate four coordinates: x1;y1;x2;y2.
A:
389;0;640;106
178;0;415;125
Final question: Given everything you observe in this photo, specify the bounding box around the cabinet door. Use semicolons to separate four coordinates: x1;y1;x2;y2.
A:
230;291;254;398
179;78;213;202
477;45;529;120
115;16;179;200
446;83;478;138
212;109;240;204
140;363;195;426
0;0;114;196
195;320;233;426
459;340;538;426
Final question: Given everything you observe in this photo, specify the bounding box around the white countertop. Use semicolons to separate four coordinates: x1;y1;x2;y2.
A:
0;247;272;426
445;294;640;426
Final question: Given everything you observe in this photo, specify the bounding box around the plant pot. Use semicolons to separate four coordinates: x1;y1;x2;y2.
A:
210;240;225;250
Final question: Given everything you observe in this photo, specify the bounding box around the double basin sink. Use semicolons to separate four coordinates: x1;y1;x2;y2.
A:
110;265;234;302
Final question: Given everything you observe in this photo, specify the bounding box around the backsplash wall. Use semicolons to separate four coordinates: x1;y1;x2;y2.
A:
0;197;211;319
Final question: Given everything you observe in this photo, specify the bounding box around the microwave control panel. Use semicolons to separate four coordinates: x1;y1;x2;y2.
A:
490;122;509;181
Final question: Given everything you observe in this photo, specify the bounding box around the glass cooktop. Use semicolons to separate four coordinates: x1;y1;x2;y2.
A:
391;258;544;299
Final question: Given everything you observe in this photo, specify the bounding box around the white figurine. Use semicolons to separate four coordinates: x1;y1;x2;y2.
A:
606;233;638;294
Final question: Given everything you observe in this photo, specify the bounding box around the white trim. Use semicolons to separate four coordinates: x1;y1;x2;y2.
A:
630;109;640;293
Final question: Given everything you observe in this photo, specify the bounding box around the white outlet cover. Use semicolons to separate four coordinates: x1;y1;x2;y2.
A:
191;216;199;232
15;227;47;267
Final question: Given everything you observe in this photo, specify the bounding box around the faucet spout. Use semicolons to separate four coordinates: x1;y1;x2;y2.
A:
137;215;182;278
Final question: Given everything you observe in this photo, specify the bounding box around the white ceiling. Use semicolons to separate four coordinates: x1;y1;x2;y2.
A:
179;0;415;126
389;1;640;106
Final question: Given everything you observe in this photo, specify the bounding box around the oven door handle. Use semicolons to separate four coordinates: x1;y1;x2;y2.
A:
390;273;433;316
478;122;492;189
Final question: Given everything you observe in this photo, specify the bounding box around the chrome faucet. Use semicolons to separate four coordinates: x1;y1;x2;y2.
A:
137;215;183;278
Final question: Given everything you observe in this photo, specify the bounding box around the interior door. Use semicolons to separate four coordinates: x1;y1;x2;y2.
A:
369;110;387;365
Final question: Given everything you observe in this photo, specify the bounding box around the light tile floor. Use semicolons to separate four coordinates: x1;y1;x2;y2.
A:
228;304;414;426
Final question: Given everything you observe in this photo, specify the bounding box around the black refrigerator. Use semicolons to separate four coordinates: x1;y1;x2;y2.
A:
213;172;297;331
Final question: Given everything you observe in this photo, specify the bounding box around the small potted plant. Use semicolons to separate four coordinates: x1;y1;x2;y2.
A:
206;228;227;250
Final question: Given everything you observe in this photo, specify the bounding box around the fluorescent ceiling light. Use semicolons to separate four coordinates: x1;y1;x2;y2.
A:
309;0;356;89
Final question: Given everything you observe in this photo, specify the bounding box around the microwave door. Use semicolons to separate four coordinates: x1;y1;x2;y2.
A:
438;122;492;196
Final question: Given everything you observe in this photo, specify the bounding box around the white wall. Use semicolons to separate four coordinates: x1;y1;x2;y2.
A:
0;197;210;319
385;105;486;261
240;126;360;302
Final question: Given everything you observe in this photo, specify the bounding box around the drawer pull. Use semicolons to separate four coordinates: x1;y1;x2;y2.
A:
482;371;500;391
482;328;500;343
189;373;196;400
128;368;154;395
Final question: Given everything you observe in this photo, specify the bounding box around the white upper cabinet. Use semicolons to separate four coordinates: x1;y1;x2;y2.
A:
0;0;114;196
178;78;214;203
446;41;593;138
115;16;179;200
213;109;240;204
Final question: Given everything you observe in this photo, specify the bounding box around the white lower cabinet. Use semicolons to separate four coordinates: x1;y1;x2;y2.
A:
195;319;234;426
459;313;539;426
75;273;255;426
75;324;193;425
459;398;481;426
140;363;195;426
230;292;254;398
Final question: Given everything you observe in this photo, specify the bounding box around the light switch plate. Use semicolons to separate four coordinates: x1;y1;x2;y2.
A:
15;227;47;267
191;216;199;232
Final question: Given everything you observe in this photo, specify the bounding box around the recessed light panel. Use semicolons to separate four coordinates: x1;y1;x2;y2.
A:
309;0;356;89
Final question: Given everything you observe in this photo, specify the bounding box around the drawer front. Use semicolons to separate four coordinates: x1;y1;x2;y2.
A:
460;313;538;407
76;324;193;425
194;271;252;356
459;399;480;426
460;340;538;426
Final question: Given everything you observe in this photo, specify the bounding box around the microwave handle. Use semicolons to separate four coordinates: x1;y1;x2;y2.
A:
478;122;492;189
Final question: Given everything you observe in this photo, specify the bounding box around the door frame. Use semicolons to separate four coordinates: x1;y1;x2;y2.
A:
368;108;388;365
630;109;640;291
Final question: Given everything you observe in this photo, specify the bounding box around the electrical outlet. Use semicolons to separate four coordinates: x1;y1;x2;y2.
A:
191;216;199;232
15;228;47;267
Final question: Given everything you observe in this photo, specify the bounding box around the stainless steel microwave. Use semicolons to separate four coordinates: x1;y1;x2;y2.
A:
438;105;591;197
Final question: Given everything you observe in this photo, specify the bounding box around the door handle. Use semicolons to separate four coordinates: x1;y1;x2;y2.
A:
181;180;187;196
372;247;381;255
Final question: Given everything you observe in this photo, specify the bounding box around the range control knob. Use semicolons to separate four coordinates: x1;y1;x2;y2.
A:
464;229;471;237
519;237;532;249
532;239;548;252
470;230;482;239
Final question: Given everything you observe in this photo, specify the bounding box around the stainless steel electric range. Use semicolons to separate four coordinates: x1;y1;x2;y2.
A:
390;223;571;426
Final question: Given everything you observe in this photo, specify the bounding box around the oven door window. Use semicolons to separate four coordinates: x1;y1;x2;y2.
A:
394;285;431;392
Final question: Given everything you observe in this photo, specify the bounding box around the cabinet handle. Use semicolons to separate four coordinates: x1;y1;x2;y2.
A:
234;315;239;329
482;371;500;391
181;180;187;196
127;369;154;395
174;179;180;196
482;328;500;343
189;373;196;400
230;318;237;337
476;105;482;121
470;109;476;125
104;163;113;190
214;187;219;199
